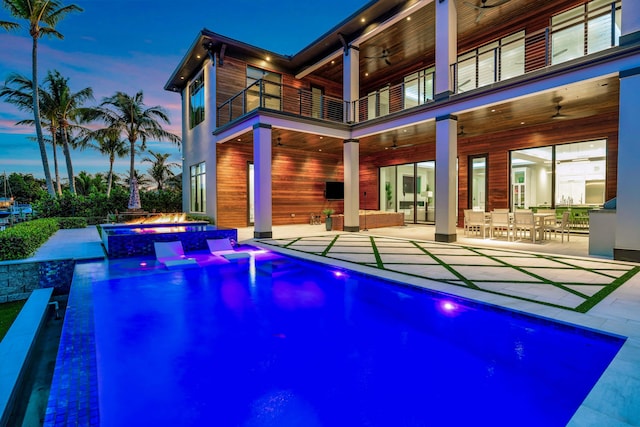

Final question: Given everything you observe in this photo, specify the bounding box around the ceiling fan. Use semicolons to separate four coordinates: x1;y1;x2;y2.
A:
458;125;467;136
387;136;414;150
552;103;569;119
365;48;392;66
465;0;512;23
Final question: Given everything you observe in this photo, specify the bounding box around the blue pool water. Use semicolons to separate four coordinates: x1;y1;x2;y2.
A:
87;250;623;426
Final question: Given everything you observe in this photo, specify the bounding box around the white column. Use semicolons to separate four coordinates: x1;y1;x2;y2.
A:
621;0;640;40
435;0;457;99
206;57;218;221
343;45;360;122
180;89;189;213
435;115;458;242
343;139;360;232
253;123;272;238
614;70;640;261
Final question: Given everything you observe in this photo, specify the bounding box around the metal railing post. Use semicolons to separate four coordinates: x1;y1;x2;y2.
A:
544;27;550;66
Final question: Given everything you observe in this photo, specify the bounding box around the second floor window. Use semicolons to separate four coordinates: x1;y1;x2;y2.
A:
457;31;525;93
189;73;205;129
551;0;621;65
246;66;282;111
404;67;434;108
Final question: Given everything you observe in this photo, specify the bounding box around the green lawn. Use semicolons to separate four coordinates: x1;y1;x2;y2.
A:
0;300;27;341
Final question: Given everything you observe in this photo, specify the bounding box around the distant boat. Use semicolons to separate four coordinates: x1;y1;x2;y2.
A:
0;172;15;219
0;197;13;219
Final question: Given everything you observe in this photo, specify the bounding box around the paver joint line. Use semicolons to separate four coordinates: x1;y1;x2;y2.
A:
257;234;640;313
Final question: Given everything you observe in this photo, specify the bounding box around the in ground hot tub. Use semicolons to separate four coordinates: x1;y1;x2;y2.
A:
100;222;237;258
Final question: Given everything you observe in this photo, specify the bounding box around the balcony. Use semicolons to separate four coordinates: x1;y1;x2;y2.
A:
216;79;348;127
216;1;621;129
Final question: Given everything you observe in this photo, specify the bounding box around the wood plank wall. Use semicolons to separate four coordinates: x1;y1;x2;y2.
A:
216;142;344;228
217;57;343;114
361;113;618;226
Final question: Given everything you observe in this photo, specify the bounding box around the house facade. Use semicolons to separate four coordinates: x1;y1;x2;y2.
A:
165;0;640;262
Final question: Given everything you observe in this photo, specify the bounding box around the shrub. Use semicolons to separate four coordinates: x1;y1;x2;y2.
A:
0;218;59;260
57;217;88;229
186;214;215;224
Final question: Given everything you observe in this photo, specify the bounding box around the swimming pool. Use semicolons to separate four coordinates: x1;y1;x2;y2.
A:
47;249;625;426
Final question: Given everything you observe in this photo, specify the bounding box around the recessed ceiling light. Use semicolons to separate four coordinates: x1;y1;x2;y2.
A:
319;136;324;139
331;60;335;64
180;76;184;80
361;17;366;23
318;149;322;151
407;16;411;21
266;56;271;61
237;138;242;142
365;72;369;76
491;109;496;112
520;121;525;125
196;55;201;59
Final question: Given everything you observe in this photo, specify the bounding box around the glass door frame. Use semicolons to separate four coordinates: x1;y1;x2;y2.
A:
469;154;488;211
247;162;254;225
379;162;435;224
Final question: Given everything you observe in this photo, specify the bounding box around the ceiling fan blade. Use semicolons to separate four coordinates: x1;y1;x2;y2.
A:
464;1;483;10
484;0;511;7
385;58;391;66
475;9;485;23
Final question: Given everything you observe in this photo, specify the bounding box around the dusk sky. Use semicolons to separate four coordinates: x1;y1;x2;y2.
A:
0;0;368;180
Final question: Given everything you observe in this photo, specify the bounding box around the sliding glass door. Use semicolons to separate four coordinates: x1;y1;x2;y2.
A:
469;155;487;211
380;161;435;223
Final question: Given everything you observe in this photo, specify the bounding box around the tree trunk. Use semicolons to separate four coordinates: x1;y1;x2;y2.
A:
31;36;55;196
52;138;61;195
61;127;76;194
107;154;114;197
129;138;136;183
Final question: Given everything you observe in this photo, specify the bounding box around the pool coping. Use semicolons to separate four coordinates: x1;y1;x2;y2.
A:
0;287;53;426
249;240;640;426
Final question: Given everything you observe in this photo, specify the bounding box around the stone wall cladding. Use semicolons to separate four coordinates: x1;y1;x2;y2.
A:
105;228;238;258
0;259;76;302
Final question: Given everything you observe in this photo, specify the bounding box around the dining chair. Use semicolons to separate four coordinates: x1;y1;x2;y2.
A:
468;210;490;238
545;211;571;242
490;211;512;241
463;209;473;235
514;210;539;243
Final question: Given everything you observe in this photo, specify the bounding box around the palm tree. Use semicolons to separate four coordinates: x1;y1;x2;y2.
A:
123;169;152;191
1;71;91;195
0;18;18;31
75;171;105;196
85;133;127;196
40;134;62;194
0;73;59;194
143;150;179;191
42;70;93;194
78;91;180;207
2;0;82;197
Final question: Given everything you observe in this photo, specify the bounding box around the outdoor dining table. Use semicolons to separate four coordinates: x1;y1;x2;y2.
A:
533;213;557;241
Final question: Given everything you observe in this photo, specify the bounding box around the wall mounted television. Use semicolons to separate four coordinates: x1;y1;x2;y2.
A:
325;181;344;200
